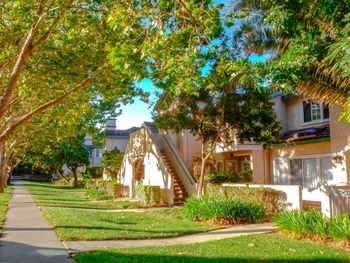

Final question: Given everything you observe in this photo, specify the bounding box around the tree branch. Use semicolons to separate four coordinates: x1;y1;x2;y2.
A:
0;70;99;144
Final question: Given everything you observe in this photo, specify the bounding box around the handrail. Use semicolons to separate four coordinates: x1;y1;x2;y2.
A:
163;134;196;185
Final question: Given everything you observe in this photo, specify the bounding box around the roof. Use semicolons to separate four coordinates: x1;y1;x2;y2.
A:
279;124;330;143
105;127;139;138
143;122;159;133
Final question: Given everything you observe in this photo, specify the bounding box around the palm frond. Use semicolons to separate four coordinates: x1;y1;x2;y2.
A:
296;80;347;105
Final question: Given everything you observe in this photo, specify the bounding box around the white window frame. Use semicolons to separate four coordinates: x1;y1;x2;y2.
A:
301;100;329;126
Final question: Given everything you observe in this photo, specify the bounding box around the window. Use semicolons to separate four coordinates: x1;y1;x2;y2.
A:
288;157;333;189
303;100;329;123
95;149;101;158
273;158;290;184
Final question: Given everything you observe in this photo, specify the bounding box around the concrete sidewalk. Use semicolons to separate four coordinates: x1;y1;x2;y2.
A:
0;181;72;263
64;222;275;253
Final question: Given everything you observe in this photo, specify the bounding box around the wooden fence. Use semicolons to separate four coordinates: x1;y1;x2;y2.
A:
329;185;350;217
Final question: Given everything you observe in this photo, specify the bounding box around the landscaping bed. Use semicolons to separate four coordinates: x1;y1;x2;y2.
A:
74;234;350;263
274;210;350;249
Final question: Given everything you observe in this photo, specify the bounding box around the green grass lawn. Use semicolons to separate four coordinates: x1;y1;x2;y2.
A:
0;185;13;236
42;208;220;241
75;234;350;263
23;181;137;210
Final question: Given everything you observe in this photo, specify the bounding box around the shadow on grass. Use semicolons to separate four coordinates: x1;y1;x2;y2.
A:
23;181;77;190
74;253;350;263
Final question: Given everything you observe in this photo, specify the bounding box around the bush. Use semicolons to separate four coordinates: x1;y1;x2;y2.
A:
329;214;350;241
105;180;127;198
53;177;71;186
85;167;103;178
207;185;287;216
273;210;329;238
183;195;266;224
135;185;163;206
86;188;112;200
205;172;241;184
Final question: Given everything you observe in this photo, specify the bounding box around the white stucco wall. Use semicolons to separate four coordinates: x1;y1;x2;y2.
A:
223;183;302;210
118;128;174;204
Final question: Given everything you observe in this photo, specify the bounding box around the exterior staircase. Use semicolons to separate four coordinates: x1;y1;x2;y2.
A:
161;150;187;205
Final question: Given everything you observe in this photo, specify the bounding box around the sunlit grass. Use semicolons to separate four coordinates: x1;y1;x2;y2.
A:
23;181;136;210
0;184;13;236
42;208;220;241
75;234;350;263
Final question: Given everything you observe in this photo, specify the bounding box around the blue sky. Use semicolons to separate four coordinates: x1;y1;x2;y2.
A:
116;79;160;129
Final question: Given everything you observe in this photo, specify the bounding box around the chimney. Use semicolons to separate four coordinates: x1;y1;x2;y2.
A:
105;117;117;131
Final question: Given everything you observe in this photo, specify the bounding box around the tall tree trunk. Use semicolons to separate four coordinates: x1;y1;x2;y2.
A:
0;144;6;192
7;165;14;185
72;168;78;187
197;143;208;196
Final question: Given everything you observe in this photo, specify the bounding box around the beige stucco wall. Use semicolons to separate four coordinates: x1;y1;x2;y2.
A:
167;130;201;173
329;105;350;153
251;150;266;184
271;94;288;133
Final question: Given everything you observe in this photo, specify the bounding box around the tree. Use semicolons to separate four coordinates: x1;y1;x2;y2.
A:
155;84;280;195
102;148;124;180
56;137;89;187
0;0;222;190
227;0;350;116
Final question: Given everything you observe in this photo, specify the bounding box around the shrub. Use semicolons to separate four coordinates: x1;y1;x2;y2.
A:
273;210;329;238
135;185;163;206
207;185;287;216
183;195;266;224
274;210;350;242
105;180;126;198
53;177;71;186
205;172;241;184
241;160;252;182
329;214;350;240
86;188;112;200
85;167;103;178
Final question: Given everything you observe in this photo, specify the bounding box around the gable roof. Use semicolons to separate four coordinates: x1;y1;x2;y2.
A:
142;122;159;134
105;126;139;138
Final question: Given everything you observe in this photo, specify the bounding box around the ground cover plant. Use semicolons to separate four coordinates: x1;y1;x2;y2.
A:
0;185;13;236
74;234;350;263
42;208;220;241
274;210;350;243
23;181;136;210
183;195;266;224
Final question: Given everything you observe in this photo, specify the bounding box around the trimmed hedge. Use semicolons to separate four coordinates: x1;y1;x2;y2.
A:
135;185;163;206
274;210;350;242
85;179;129;199
183;195;266;224
205;172;242;184
207;185;287;216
